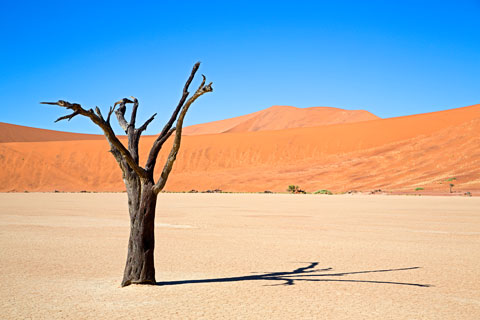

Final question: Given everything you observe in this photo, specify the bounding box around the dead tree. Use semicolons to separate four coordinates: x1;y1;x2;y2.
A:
41;62;212;287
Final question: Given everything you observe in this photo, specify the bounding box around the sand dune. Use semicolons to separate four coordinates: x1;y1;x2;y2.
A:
0;104;479;193
183;105;379;135
0;105;377;143
0;122;104;143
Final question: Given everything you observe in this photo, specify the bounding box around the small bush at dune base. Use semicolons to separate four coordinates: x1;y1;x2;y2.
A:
287;185;306;194
314;189;332;195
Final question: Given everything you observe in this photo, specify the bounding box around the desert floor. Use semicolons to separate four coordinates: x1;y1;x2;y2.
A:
0;193;479;319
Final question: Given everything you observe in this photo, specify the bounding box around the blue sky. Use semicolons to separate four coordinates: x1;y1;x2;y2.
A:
1;0;479;134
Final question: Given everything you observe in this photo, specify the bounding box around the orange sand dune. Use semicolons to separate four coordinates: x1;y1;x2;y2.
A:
183;105;379;135
0;105;377;142
0;104;479;193
0;122;104;143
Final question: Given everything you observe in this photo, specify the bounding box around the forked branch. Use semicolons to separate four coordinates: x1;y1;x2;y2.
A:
114;98;133;133
43;62;212;191
106;106;116;124
160;62;200;139
54;110;80;122
153;75;213;193
40;100;147;179
145;62;200;172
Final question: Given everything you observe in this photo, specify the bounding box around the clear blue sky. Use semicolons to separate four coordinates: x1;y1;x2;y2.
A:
1;0;479;134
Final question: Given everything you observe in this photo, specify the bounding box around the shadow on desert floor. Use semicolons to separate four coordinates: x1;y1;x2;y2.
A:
156;262;431;287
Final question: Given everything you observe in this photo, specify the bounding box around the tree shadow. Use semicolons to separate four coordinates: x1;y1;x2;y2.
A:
156;262;431;287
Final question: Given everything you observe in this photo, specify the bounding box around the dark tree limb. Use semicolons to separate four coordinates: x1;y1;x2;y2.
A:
153;76;213;193
54;110;80;122
130;97;139;128
137;113;157;134
41;100;147;179
95;106;104;120
114;98;132;133
145;62;200;172
106;106;116;124
159;62;200;139
43;62;212;287
113;97;144;164
114;97;134;108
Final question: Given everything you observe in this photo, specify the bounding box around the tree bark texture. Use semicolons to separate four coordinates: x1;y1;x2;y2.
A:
42;62;212;287
122;179;157;286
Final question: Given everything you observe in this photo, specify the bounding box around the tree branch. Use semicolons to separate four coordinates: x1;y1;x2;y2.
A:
159;63;200;140
54;110;80;122
145;62;200;172
41;100;147;179
114;98;134;133
129;97;139;128
95;106;104;120
137;113;157;134
106;105;116;124
114;100;129;132
153;76;213;193
114;97;142;166
43;63;211;191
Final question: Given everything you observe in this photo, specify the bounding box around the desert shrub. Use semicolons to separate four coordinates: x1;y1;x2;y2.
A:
415;187;424;191
287;185;306;194
314;189;332;195
287;185;299;193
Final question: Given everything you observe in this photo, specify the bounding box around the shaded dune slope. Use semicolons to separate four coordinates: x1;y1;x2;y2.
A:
0;104;479;193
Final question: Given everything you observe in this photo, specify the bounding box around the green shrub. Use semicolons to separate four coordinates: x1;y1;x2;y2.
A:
287;185;306;194
314;189;332;195
287;185;299;193
415;187;424;191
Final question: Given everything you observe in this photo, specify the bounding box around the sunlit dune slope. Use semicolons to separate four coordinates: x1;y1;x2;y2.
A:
183;105;379;135
0;104;479;193
0;105;377;142
0;122;103;143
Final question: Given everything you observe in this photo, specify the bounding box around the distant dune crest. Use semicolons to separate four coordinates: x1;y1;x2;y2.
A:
1;104;480;193
0;122;104;143
0;105;378;142
183;105;380;135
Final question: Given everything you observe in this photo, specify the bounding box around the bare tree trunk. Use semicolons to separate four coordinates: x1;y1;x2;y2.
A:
122;178;157;286
43;62;212;287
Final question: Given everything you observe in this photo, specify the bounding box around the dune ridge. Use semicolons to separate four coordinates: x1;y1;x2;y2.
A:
0;104;479;193
0;122;104;143
183;105;379;135
0;105;377;143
